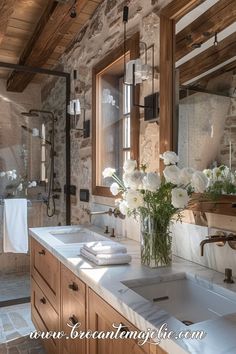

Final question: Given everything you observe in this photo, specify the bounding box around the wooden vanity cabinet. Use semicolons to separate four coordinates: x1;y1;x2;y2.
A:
31;238;61;354
88;289;167;354
60;264;86;354
31;238;167;354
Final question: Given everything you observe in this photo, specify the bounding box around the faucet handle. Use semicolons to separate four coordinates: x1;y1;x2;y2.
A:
104;226;109;234
110;228;115;238
224;268;234;284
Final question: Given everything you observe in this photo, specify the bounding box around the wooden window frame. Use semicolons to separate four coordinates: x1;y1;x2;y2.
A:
92;32;140;197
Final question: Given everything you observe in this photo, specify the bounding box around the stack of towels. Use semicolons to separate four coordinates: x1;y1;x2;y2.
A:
80;241;132;266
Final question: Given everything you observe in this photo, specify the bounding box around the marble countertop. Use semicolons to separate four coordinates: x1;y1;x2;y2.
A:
29;225;236;354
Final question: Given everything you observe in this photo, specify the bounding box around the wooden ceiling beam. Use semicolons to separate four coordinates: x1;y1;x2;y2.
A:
176;0;236;61
0;0;16;45
188;58;236;87
160;0;206;21
7;0;88;92
179;31;236;84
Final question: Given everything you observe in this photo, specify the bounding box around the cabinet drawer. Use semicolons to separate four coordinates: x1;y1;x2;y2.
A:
61;264;86;305
31;238;60;311
61;264;86;354
31;278;59;354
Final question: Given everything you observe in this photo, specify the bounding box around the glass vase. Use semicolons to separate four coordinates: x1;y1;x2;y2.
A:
140;215;172;268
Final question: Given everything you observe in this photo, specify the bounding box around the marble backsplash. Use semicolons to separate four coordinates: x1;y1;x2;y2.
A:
171;222;236;275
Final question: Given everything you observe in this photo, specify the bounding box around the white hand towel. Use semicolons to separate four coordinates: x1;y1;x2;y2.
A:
83;241;127;256
3;198;28;253
80;248;132;266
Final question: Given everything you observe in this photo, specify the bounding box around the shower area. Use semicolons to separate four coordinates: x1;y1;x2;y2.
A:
0;64;70;305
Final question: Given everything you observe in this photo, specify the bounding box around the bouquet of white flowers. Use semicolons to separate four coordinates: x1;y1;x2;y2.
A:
103;151;212;267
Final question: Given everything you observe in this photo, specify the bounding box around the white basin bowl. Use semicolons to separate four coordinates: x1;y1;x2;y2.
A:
50;228;106;244
122;273;236;325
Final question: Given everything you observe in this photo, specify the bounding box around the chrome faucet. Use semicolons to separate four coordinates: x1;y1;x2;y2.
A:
200;232;236;256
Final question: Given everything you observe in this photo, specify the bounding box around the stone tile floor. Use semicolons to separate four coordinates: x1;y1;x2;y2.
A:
0;303;45;353
0;273;30;303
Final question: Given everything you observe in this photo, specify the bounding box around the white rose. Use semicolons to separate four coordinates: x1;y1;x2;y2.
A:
160;151;179;165
203;169;212;179
163;165;181;185
0;172;6;177
142;172;161;192
125;190;143;209
212;167;222;181
12;172;17;180
123;159;137;173
29;181;37;188
110;182;119;196
171;188;189;209
191;171;208;193
123;171;143;190
6;171;13;179
17;183;23;191
102;167;115;178
179;167;195;186
119;200;128;215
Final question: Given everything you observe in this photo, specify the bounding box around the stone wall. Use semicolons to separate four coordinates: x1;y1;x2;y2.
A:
53;0;167;232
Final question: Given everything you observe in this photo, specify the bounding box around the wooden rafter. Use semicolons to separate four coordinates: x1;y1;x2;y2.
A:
179;31;236;84
190;58;236;87
160;0;206;21
176;0;236;61
7;0;89;92
0;0;16;45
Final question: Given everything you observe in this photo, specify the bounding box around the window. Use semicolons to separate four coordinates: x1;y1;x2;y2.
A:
92;33;140;196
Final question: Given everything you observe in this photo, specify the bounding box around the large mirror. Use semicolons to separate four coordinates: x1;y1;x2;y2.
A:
176;2;236;173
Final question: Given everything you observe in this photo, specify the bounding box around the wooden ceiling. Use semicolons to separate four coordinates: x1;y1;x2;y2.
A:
176;0;236;86
0;0;103;90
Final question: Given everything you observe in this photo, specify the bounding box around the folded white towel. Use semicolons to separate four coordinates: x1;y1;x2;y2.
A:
83;241;127;256
80;248;132;266
3;198;28;253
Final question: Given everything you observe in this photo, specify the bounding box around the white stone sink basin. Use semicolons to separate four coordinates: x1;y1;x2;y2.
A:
122;273;236;325
50;228;107;244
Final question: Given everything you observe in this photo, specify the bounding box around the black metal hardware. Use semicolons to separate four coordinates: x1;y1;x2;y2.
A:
68;282;79;291
40;297;46;304
224;268;234;284
153;296;169;302
119;323;129;334
38;250;45;255
64;185;76;196
110;228;115;238
69;315;79;326
80;188;89;202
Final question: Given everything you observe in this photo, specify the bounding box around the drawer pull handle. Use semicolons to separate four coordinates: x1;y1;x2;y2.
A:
69;315;79;326
68;282;79;291
38;250;45;255
40;297;46;304
119;322;129;334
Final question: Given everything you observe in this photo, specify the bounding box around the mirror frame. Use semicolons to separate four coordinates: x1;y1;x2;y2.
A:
92;32;140;197
159;0;236;217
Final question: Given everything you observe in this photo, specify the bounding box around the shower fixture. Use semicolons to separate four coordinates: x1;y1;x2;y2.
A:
21;109;56;218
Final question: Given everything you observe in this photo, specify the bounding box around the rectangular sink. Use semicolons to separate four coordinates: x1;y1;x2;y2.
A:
122;273;236;325
50;228;107;244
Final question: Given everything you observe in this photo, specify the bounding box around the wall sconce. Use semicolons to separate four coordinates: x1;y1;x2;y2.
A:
68;70;90;138
123;6;158;122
